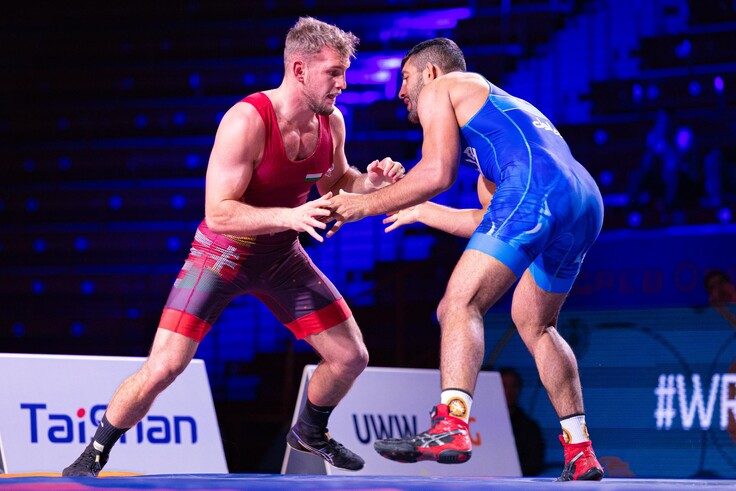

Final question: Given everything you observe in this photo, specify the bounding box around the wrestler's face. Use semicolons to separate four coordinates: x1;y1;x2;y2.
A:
302;47;349;116
399;58;425;124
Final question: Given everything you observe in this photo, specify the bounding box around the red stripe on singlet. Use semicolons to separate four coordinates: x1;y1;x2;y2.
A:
286;297;352;340
159;307;212;342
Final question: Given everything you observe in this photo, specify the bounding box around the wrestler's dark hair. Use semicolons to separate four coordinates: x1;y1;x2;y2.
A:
704;269;731;293
400;38;466;73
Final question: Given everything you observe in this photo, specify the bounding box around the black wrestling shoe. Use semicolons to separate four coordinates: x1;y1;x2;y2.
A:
287;422;365;471
62;441;108;477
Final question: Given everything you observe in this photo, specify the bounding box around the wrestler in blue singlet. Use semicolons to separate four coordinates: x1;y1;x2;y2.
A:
462;79;604;293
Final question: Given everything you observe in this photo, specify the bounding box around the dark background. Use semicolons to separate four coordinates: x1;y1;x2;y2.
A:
2;0;735;477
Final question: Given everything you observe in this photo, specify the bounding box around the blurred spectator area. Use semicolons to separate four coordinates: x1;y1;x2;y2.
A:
1;0;735;472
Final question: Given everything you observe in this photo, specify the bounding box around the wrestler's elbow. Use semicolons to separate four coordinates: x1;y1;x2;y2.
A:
204;215;226;234
204;204;233;234
425;168;455;195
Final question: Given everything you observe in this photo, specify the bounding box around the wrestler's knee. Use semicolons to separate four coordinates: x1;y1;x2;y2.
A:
329;338;368;379
436;288;474;327
141;355;189;392
343;340;369;378
436;292;455;326
516;322;557;358
511;308;532;340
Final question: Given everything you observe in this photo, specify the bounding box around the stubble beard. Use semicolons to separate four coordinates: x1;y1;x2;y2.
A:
406;80;423;124
309;99;335;116
305;89;335;116
407;108;420;124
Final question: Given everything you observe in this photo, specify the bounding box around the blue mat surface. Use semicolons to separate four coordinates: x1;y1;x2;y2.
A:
2;474;736;491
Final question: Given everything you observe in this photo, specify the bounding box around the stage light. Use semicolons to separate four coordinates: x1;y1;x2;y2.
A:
171;194;186;210
594;129;608;145
627;210;642;228
675;38;691;58
173;112;186;126
12;323;25;337
189;73;201;90
32;280;44;295
599;170;613;187
714;76;724;93
186;153;202;168
75;236;89;251
33;238;46;252
646;84;659;100
134;114;148;128
71;322;85;337
242;73;256;86
675;127;693;151
688;80;701;97
632;83;643;102
109;195;123;210
81;280;95;296
717;207;732;224
167;236;182;251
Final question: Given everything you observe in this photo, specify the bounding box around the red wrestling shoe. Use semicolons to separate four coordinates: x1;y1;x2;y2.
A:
556;435;604;481
374;404;472;464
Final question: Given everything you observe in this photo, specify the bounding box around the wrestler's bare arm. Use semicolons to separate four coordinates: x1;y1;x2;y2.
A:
383;175;496;236
204;102;332;241
326;79;460;237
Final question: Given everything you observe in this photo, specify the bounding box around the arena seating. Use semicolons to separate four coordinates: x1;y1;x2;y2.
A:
1;0;734;473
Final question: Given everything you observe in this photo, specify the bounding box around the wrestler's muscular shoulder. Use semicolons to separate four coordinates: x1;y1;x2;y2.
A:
436;72;490;127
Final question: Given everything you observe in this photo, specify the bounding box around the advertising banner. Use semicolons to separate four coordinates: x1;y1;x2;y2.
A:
282;365;520;477
0;353;227;474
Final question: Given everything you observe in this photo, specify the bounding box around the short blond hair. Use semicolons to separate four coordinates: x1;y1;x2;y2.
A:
284;16;359;66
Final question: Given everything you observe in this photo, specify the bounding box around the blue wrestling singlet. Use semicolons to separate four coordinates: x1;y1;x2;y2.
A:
461;77;604;293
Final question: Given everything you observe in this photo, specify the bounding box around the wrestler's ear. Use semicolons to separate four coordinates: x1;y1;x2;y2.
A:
292;59;306;83
424;62;439;81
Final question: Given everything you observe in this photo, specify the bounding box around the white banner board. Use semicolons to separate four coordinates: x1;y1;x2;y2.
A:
0;353;227;474
282;365;521;477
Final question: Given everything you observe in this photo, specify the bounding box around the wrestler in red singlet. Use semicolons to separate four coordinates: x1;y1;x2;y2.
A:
158;92;351;342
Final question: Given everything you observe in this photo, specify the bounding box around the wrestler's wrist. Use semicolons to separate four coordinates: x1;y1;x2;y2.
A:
276;208;293;230
413;203;426;224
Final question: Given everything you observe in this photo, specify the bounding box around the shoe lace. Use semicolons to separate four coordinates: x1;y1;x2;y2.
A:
75;446;103;474
326;438;351;457
557;451;583;481
301;427;351;459
90;457;102;475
